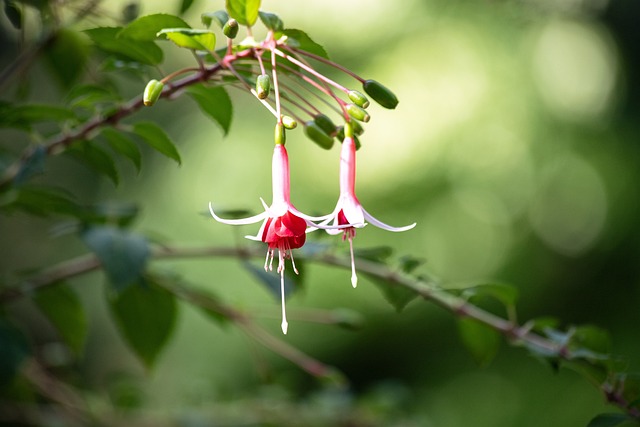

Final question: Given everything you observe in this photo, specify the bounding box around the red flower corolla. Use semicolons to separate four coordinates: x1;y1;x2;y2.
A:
319;132;416;288
209;143;322;334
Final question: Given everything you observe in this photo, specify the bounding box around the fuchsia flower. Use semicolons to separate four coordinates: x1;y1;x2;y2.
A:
320;129;416;288
209;143;322;334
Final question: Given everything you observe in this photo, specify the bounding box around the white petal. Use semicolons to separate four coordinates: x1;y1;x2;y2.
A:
362;206;416;232
209;202;267;225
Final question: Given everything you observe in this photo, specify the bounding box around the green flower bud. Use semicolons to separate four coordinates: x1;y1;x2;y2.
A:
363;79;399;109
304;121;334;150
346;104;370;123
351;119;364;136
348;90;369;109
274;122;286;145
143;79;164;106
336;127;361;150
223;18;239;39
256;74;270;99
314;114;336;136
282;115;297;129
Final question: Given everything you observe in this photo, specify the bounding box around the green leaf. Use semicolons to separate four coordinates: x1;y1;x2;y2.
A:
84;27;163;65
186;84;232;135
118;13;190;41
14;145;45;185
82;226;150;292
0;318;30;386
108;278;177;368
586;413;630;427
11;185;80;217
279;29;328;59
84;201;140;227
132;122;181;164
225;0;260;26
156;28;216;52
202;10;229;29
66;84;120;109
0;104;76;129
353;246;393;263
4;1;22;29
570;325;612;355
34;284;87;355
397;255;426;274
242;261;302;300
101;128;141;172
44;29;89;89
458;317;501;367
67;142;119;185
258;11;283;32
460;283;519;310
367;275;417;312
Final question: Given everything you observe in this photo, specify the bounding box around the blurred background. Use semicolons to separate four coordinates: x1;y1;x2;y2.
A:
1;0;640;425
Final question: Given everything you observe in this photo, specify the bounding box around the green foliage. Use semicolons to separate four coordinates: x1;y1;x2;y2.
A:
108;277;178;368
242;260;303;300
587;413;631;427
201;10;229;29
258;11;283;32
279;29;329;59
44;29;89;89
457;318;501;367
132;122;182;164
34;283;87;355
84;27;163;65
119;13;190;41
68;141;119;185
82;226;150;292
0;104;76;130
225;0;260;27
156;28;216;52
186;85;233;135
101;128;142;172
0;318;29;385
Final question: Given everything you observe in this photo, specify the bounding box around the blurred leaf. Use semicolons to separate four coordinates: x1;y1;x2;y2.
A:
242;260;301;300
369;276;417;312
258;11;283;31
458;317;501;367
44;29;89;89
121;2;139;23
279;29;328;59
108;278;177;368
82;225;150;292
586;413;629;427
0;104;76;129
202;10;228;28
186;84;232;135
106;373;144;410
225;0;260;26
4;1;22;29
85;27;163;65
0;317;30;386
67;142;119;185
11;185;81;217
101;128;141;172
157;28;216;52
132;122;181;164
179;0;196;15
66;84;120;110
118;13;190;41
460;283;519;310
397;255;426;274
570;325;612;355
353;246;393;263
34;283;87;355
14;145;45;185
564;358;610;386
85;201;140;227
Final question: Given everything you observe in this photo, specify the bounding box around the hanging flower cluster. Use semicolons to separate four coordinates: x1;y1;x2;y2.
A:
143;7;416;334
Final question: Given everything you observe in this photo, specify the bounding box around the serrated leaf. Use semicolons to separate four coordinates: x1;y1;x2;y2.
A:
108;278;177;368
34;283;87;355
586;413;629;427
84;27;163;65
0;318;30;385
82;226;150;292
101;128;141;172
44;29;88;89
279;29;328;59
258;11;283;32
4;1;22;29
201;10;229;28
242;261;301;300
369;276;417;312
225;0;260;26
68;142;119;185
458;317;501;367
132;122;181;164
157;28;216;52
186;84;232;135
118;13;190;41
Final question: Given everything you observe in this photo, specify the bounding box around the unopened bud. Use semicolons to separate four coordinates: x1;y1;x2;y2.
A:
275;122;286;145
314;114;336;136
337;127;361;150
223;18;239;39
143;79;164;106
348;90;369;109
256;74;270;99
304;121;334;150
351;119;364;136
282;115;297;129
346;104;370;123
363;79;398;109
